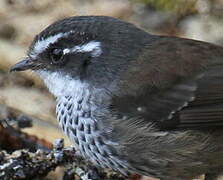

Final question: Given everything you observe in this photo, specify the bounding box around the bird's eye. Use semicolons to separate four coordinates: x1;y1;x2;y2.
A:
50;48;64;64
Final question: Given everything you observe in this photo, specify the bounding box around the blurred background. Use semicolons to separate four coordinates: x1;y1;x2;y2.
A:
0;0;223;179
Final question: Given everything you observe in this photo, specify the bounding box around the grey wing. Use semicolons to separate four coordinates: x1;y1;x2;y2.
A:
111;66;223;130
110;35;223;130
172;67;223;129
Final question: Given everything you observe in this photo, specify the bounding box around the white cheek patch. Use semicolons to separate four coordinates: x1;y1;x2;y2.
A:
63;41;102;57
31;32;72;58
37;70;87;97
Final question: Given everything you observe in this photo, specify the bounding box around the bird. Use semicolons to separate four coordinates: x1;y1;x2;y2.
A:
10;16;223;180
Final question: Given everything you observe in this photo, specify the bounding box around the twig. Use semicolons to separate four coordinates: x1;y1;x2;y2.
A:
0;139;126;180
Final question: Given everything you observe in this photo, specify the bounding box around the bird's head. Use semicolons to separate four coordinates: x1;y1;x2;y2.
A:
10;16;152;97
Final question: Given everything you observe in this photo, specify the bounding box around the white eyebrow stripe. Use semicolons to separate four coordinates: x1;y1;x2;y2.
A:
63;41;102;57
31;32;72;58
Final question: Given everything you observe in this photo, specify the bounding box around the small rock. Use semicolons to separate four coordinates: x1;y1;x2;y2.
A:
53;139;64;150
0;23;16;40
16;115;33;128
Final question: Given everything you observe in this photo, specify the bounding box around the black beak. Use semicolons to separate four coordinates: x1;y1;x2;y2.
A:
10;58;36;72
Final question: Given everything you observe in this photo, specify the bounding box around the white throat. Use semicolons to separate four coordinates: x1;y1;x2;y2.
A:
37;70;87;97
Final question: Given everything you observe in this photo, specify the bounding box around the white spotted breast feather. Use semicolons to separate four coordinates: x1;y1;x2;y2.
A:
55;87;131;175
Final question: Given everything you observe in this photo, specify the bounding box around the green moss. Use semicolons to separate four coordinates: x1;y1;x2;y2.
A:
134;0;197;15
